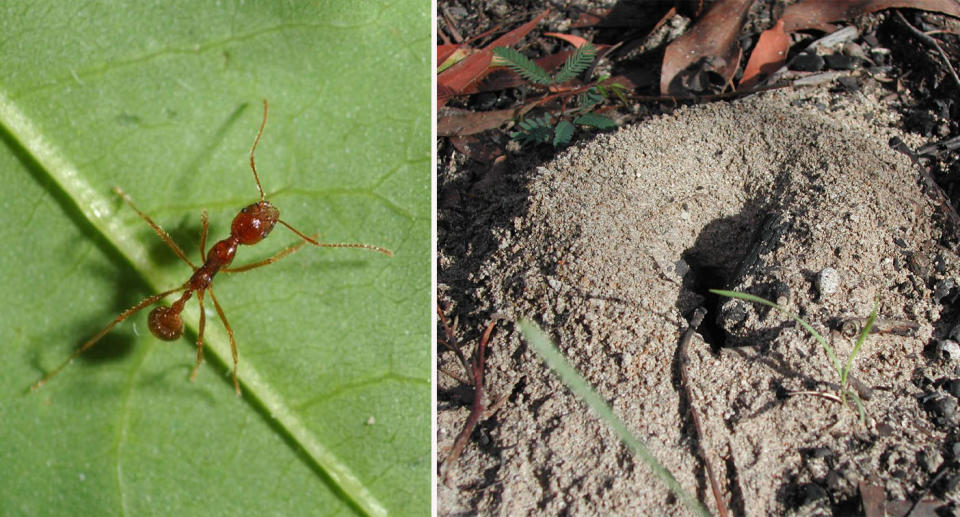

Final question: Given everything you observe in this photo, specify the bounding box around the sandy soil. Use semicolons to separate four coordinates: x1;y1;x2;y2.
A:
438;88;960;515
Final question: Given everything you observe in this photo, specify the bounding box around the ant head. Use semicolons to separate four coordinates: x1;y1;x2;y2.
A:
149;306;183;341
232;201;280;245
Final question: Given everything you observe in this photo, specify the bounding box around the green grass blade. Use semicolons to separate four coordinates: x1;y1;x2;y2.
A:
842;299;879;386
847;390;867;424
710;290;841;376
518;319;711;517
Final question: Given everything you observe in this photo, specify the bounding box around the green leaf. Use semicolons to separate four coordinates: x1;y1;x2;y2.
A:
577;87;605;110
552;120;574;147
552;43;597;84
511;113;554;146
0;3;429;517
608;82;631;105
573;113;617;130
492;46;553;86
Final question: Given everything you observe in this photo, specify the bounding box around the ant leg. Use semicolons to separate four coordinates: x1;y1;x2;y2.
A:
208;288;241;396
221;238;313;273
189;289;206;382
199;210;209;263
32;286;187;391
278;219;393;257
114;186;197;269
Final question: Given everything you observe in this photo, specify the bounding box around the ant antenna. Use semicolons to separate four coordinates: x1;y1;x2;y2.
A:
249;99;269;203
278;220;394;256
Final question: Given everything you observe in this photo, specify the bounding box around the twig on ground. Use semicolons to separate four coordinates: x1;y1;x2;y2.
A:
918;134;960;156
438;365;470;386
903;467;950;516
890;136;960;234
486;389;512;418
895;10;960;93
438;305;499;479
678;307;729;517
440;4;464;44
786;390;845;404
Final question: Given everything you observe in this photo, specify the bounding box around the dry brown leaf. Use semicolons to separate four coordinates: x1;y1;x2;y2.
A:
781;0;960;33
740;19;790;89
437;10;550;107
660;0;754;96
437;107;517;137
571;4;675;28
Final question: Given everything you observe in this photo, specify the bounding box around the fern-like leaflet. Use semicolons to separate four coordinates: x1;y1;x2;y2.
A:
492;47;553;85
552;43;597;84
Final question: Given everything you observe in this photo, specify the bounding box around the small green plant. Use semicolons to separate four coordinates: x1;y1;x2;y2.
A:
493;43;619;148
509;111;617;147
711;289;878;421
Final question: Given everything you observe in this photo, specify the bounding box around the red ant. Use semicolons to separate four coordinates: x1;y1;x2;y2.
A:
32;100;393;396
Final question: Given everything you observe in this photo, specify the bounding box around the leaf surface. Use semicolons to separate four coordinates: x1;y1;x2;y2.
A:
0;2;430;516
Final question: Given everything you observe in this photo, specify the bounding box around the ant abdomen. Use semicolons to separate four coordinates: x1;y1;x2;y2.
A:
149;306;184;341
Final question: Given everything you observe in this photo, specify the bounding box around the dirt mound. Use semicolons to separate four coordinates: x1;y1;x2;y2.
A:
439;90;960;514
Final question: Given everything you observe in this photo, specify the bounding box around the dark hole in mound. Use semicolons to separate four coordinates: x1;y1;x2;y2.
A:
676;206;770;351
681;257;728;352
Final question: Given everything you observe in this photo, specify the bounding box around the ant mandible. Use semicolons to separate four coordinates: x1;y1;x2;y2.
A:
32;99;393;396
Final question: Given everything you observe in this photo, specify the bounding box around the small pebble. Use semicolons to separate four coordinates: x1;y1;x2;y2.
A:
935;254;948;274
938;339;960;362
825;470;843;490
945;379;960;399
837;76;860;92
842;41;869;61
807;447;832;459
919;449;943;473
793;53;825;72
925;396;958;425
773;282;791;306
816;268;840;297
825;54;861;70
802;483;828;504
446;5;467;17
547;276;562;291
875;422;894;436
941;474;960;495
934;278;956;301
